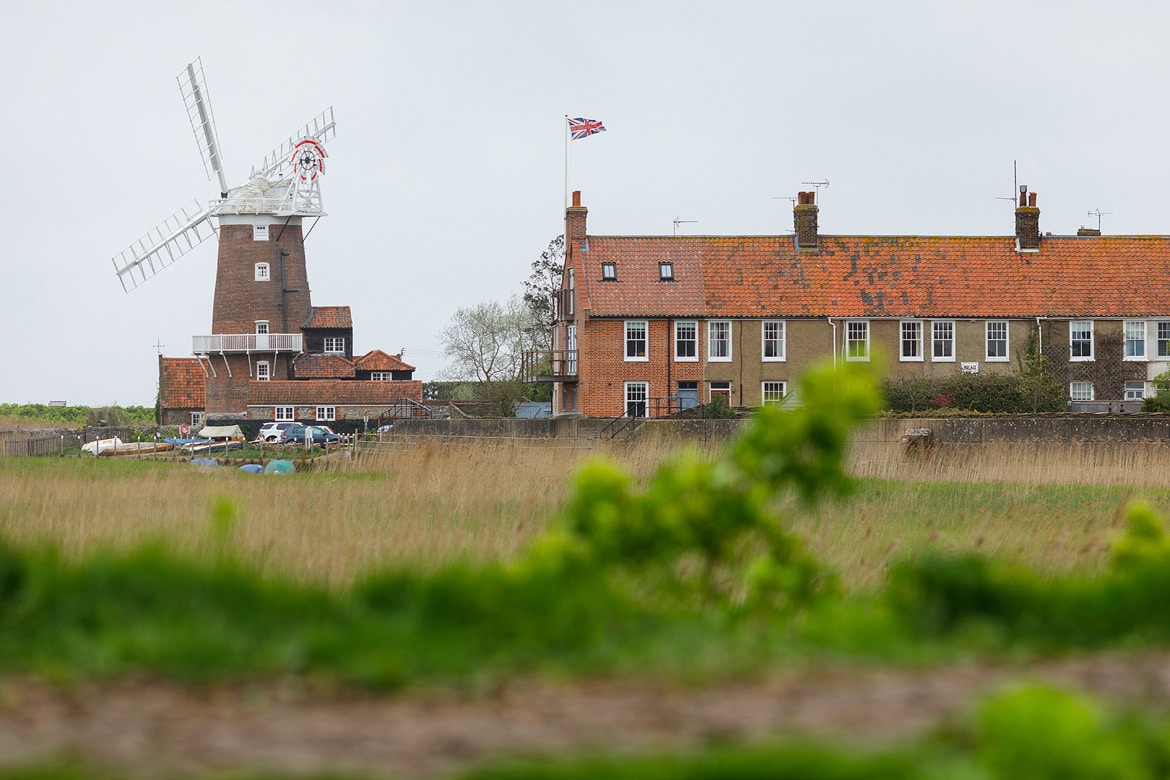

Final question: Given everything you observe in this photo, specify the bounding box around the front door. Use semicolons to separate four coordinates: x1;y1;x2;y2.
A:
677;381;699;411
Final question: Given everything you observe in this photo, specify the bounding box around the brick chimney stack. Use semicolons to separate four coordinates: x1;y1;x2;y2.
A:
1015;188;1040;250
566;190;588;247
794;191;819;250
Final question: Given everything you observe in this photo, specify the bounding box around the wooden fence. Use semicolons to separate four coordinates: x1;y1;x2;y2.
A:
2;433;78;457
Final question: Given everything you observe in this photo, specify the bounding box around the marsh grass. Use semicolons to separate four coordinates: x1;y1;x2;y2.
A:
2;437;1168;591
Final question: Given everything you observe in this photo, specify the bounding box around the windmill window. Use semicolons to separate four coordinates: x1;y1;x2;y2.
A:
256;361;270;381
255;262;270;281
602;262;617;281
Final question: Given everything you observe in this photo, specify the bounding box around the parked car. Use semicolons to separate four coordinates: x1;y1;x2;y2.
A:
257;421;303;443
282;425;340;446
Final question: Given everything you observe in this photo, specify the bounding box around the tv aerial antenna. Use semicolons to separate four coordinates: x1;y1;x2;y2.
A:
994;160;1020;210
1086;209;1112;231
109;57;337;293
673;217;698;236
801;180;830;200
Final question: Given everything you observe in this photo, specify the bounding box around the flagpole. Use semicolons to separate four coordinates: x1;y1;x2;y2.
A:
563;114;569;211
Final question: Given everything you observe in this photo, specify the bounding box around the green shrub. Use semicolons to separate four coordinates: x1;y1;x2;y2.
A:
541;360;881;612
976;686;1146;779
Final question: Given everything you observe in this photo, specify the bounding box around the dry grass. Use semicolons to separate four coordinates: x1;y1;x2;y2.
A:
2;436;1168;592
848;439;1170;489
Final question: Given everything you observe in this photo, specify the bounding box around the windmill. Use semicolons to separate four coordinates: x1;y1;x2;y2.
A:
111;58;336;293
114;58;339;417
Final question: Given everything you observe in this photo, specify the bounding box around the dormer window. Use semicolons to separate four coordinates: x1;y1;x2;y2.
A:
601;262;617;281
659;262;674;281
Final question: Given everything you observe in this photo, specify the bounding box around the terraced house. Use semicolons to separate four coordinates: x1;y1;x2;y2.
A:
535;189;1170;417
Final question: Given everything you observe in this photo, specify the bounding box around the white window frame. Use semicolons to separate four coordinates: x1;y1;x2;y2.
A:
674;320;698;361
323;337;345;354
624;381;647;418
1158;322;1170;359
275;405;294;421
900;320;923;362
190;412;205;428
1124;320;1147;361
370;371;390;381
1070;320;1094;361
315;405;336;422
708;320;732;362
602;262;617;281
255;320;269;335
1069;381;1094;401
845;320;870;362
761;381;787;407
624;320;648;361
762;320;786;362
256;360;270;381
254;262;270;281
986;320;1009;362
932;321;955;362
1125;381;1146;401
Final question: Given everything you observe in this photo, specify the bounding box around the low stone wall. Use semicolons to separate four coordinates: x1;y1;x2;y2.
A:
391;414;1170;447
863;415;1170;445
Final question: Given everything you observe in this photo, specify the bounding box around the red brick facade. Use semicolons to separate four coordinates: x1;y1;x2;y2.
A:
551;190;1170;416
159;213;418;422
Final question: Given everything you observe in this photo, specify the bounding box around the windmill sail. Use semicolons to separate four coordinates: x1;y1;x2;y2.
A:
177;58;228;196
249;107;336;180
112;201;217;293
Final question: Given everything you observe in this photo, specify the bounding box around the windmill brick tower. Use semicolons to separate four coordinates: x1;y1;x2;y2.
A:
111;60;421;428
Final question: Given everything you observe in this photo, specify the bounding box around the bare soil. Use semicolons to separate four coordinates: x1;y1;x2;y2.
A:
3;652;1170;778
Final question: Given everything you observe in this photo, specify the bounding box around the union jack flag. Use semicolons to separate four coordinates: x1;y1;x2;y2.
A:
567;116;606;140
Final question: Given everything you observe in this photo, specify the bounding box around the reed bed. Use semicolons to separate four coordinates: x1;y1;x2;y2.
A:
848;438;1170;489
2;436;1168;591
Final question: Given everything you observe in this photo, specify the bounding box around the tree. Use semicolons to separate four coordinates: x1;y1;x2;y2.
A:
521;234;565;349
439;296;544;416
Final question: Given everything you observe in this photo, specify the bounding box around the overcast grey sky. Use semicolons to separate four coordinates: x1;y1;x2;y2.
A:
3;1;1167;405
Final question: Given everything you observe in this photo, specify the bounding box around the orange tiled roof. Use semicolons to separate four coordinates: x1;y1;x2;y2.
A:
578;237;706;317
293;353;355;379
247;380;423;405
354;349;416;372
302;306;353;329
158;357;205;409
580;234;1170;319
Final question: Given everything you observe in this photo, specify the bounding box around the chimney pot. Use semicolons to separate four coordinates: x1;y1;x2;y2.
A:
1028;192;1037;208
572;190;581;208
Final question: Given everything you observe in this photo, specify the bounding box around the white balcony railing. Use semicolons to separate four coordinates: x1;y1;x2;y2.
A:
193;333;303;353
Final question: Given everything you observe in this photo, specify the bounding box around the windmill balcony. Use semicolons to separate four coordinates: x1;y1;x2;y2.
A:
192;333;303;354
521;349;577;383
